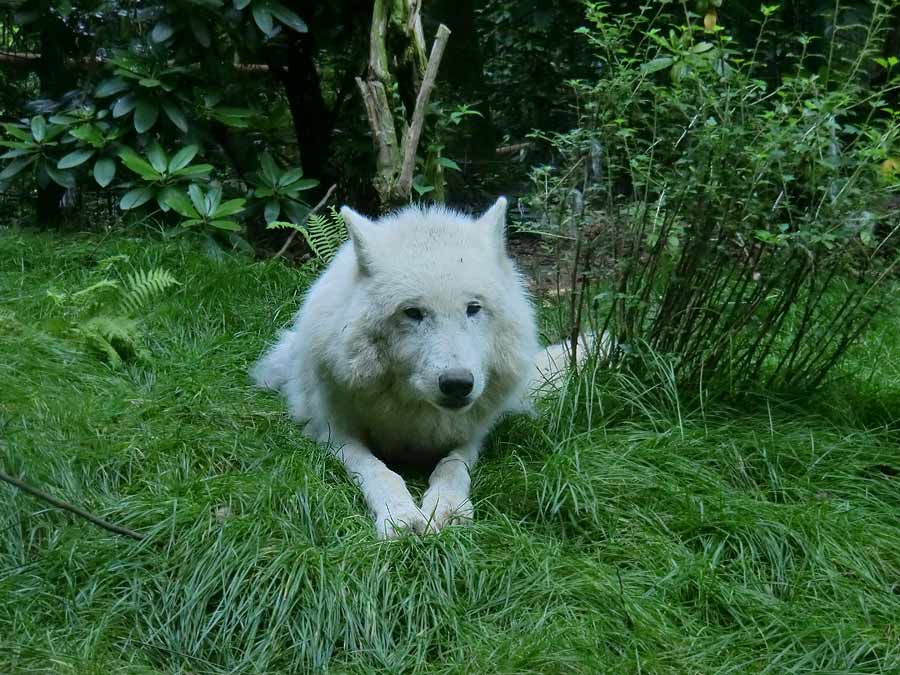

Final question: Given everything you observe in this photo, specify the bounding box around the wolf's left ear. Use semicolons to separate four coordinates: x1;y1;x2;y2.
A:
341;206;376;275
479;196;508;253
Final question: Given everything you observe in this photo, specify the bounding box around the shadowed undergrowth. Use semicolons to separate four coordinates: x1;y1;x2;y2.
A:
1;230;899;674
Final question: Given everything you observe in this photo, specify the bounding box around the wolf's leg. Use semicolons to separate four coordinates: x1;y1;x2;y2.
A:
332;439;432;539
420;439;481;531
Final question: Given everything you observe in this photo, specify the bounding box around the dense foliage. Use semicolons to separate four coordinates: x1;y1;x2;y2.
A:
525;1;900;393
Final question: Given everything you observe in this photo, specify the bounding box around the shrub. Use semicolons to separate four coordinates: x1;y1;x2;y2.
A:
527;1;900;393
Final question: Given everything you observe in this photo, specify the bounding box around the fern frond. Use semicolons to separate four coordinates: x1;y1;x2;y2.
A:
119;268;179;315
267;220;305;233
77;316;143;366
301;207;346;265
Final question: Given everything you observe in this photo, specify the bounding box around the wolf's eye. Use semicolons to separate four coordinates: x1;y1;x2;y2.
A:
404;307;425;321
467;303;482;317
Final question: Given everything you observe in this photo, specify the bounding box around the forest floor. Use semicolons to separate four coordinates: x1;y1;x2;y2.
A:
2;227;899;674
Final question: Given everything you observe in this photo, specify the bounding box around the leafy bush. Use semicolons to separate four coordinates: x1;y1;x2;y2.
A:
0;0;325;239
528;1;900;393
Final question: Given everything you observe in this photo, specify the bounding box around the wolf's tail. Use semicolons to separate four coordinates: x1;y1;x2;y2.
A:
529;331;610;395
250;329;298;392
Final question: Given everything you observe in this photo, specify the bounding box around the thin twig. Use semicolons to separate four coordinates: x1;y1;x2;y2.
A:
396;23;451;198
0;470;146;541
273;184;338;260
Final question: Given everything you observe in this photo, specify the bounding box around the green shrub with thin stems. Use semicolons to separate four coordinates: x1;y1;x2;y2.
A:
527;0;900;394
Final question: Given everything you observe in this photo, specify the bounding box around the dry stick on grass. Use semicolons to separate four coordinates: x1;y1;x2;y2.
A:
396;23;451;199
0;470;146;541
273;183;338;260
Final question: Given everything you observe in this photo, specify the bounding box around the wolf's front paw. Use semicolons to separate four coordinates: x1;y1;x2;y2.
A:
375;500;433;539
421;489;474;531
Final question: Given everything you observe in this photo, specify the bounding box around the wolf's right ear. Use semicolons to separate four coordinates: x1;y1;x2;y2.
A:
341;206;376;275
479;196;509;255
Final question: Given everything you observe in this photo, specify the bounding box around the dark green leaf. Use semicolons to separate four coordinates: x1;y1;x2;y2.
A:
212;108;253;128
112;94;137;119
269;3;307;32
93;158;116;187
283;200;309;225
119;147;161;181
293;178;319;191
437;157;461;171
252;5;275;35
210;219;242;231
213;198;245;218
120;187;155;210
264;199;280;223
412;177;434;196
671;61;691;81
233;0;251;8
159;187;199;218
259;152;279;184
641;57;674;74
1;148;33;159
96;77;130;98
172;164;213;179
161;100;189;133
151;20;175;43
2;124;30;141
45;164;76;188
43;125;68;143
69;124;104;146
134;100;159;133
30;116;46;142
188;184;207;216
168;145;199;173
278;167;304;187
146;144;168;174
0;156;36;180
206;185;222;214
57;148;95;169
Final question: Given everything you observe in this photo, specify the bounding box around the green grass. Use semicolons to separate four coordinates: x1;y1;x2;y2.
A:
1;227;899;674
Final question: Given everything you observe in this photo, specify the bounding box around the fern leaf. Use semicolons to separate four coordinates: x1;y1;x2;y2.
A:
301;207;346;265
119;268;179;315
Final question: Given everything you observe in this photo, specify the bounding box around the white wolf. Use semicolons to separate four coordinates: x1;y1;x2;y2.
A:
253;197;582;538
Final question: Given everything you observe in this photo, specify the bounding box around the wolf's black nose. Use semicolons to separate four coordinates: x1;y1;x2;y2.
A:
439;369;474;398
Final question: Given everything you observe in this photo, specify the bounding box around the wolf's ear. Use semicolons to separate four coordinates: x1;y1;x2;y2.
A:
341;206;376;275
479;196;508;253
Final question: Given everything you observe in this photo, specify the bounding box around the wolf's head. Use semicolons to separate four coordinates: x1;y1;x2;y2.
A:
339;198;537;415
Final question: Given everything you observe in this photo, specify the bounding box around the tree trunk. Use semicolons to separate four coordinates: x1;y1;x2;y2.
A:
35;13;67;227
356;0;450;208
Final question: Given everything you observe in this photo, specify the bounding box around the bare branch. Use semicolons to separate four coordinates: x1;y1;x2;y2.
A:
397;24;451;200
273;184;339;259
0;470;145;541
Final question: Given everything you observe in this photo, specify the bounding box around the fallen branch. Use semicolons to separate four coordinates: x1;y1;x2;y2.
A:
0;52;271;72
273;183;338;259
396;23;451;199
496;142;534;157
0;469;146;541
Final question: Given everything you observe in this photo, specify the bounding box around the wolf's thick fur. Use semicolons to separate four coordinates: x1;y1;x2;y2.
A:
253;198;585;537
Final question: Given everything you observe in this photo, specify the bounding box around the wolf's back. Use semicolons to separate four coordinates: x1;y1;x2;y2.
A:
251;328;300;392
529;331;609;395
